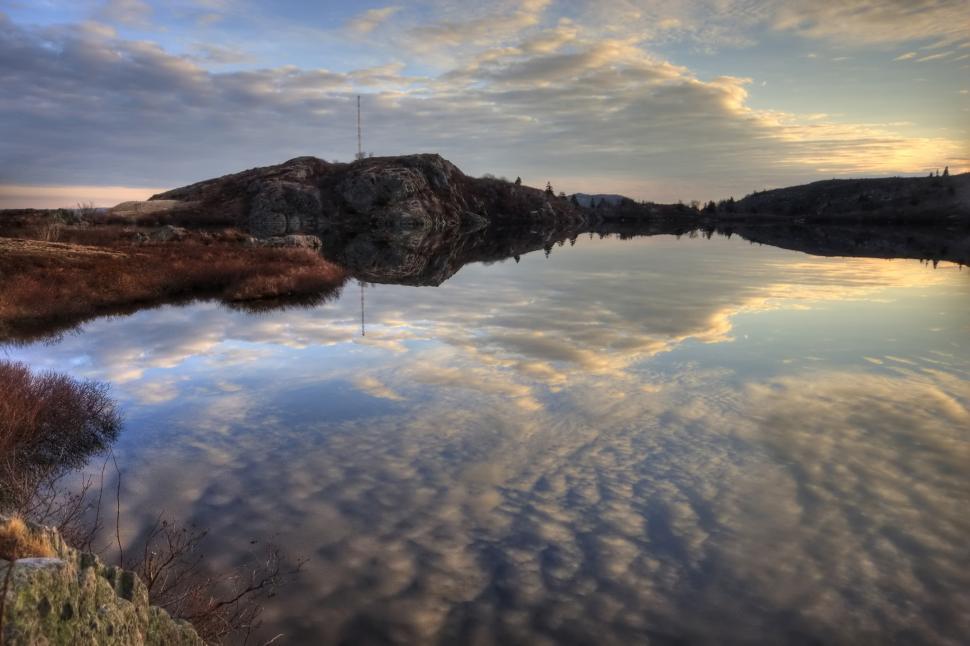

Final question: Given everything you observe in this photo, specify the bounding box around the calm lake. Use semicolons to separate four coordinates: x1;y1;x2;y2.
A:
5;233;969;644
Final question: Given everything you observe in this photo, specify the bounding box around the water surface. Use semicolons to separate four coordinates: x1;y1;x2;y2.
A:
7;234;969;644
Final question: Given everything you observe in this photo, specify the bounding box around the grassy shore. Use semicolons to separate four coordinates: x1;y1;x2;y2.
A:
0;216;348;340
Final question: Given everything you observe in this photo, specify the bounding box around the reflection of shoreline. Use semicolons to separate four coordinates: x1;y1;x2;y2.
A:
2;217;966;344
325;216;970;286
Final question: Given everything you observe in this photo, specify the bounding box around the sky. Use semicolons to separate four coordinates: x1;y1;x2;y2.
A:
0;0;968;207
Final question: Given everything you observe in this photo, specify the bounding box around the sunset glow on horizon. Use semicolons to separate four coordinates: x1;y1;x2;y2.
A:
1;0;968;207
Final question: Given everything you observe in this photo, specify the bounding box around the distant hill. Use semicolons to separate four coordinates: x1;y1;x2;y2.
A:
572;193;630;208
731;173;970;222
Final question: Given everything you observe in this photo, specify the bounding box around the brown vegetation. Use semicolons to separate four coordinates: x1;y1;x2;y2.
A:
0;360;122;512
0;235;347;340
0;516;54;560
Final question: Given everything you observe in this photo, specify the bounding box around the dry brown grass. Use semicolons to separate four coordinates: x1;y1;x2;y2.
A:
0;516;54;560
0;237;347;340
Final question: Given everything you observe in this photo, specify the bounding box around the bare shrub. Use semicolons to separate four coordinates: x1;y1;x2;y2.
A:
75;202;98;219
128;516;304;644
0;361;122;512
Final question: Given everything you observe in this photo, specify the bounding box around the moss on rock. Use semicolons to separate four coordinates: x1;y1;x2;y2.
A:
0;517;202;645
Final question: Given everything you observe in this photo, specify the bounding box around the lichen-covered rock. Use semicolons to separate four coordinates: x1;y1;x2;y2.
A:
0;518;202;646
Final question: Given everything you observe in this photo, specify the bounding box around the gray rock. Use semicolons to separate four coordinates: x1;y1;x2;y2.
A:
259;234;322;249
148;153;585;236
150;225;188;242
108;200;191;218
0;516;202;646
340;166;426;214
248;180;322;237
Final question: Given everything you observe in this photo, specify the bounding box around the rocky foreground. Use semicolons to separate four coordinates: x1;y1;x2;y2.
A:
0;517;202;645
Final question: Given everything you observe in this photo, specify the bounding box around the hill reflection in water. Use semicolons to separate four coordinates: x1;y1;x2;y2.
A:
6;233;969;645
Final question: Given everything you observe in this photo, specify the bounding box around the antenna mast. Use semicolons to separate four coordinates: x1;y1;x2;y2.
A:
359;280;365;337
356;95;362;160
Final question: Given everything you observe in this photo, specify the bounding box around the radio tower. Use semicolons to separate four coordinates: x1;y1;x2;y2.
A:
356;95;363;161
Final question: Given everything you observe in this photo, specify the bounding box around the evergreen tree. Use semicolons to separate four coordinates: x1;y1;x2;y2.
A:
943;166;949;177
545;181;554;197
514;176;522;186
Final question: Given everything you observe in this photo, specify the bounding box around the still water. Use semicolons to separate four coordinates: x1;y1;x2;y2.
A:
6;234;970;644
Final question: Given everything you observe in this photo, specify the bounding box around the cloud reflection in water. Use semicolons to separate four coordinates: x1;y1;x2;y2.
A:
6;235;969;644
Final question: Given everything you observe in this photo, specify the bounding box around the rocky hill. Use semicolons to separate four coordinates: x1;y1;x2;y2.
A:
142;154;584;238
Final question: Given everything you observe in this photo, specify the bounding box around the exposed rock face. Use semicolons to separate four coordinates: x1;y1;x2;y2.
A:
258;234;323;249
148;154;584;238
248;179;322;237
0;518;202;645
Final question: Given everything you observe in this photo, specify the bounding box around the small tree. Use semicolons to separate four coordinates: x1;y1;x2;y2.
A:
570;194;579;206
545;181;554;197
514;176;522;186
943;166;949;177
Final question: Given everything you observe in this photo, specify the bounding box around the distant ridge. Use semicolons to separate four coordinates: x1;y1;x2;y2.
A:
733;173;970;220
572;193;630;208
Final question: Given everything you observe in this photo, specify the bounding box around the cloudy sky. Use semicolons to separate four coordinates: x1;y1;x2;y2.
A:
1;0;968;206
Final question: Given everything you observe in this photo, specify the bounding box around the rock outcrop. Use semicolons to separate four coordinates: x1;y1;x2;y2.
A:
145;154;584;238
0;517;202;645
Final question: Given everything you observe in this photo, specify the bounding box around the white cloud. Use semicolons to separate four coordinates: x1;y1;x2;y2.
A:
409;0;552;49
97;0;152;27
346;6;402;34
770;0;970;46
